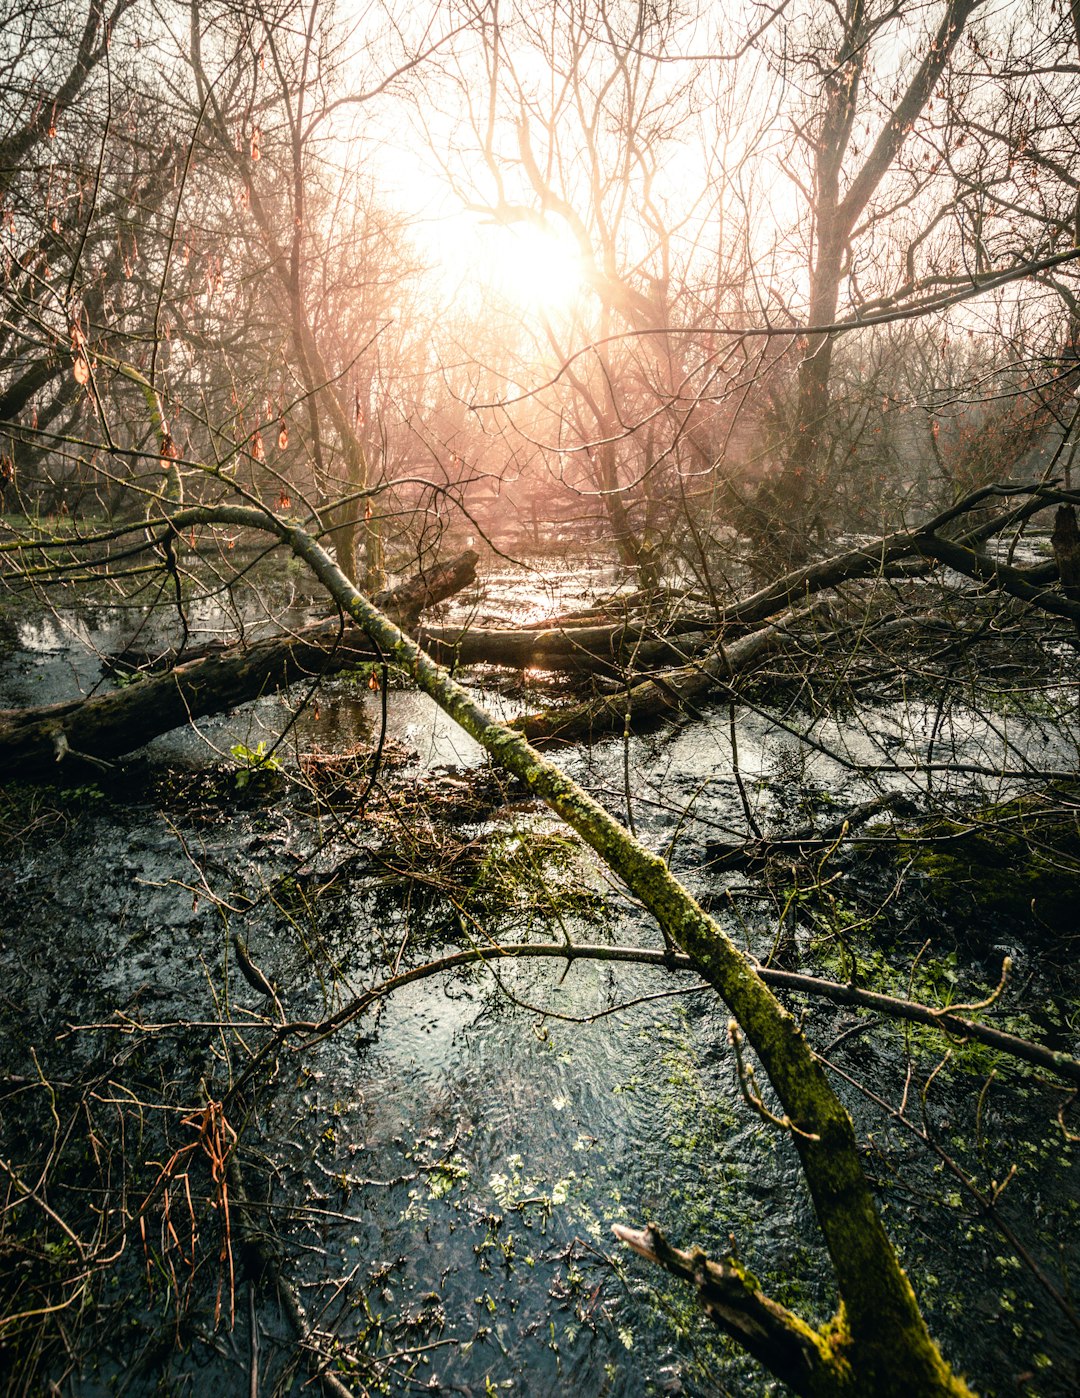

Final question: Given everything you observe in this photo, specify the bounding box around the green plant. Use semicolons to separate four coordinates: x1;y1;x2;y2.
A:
229;741;283;789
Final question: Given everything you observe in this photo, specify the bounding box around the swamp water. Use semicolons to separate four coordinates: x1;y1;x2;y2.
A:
1;554;1078;1396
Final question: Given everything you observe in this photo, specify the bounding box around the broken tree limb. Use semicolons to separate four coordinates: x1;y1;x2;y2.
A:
370;549;480;627
611;1223;838;1394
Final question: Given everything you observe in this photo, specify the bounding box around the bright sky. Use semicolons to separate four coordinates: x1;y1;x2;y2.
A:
363;106;589;322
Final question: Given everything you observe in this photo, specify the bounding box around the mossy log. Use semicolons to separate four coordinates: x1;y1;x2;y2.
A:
613;1223;847;1395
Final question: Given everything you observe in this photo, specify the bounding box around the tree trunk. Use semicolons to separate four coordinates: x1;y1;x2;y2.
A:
752;0;979;571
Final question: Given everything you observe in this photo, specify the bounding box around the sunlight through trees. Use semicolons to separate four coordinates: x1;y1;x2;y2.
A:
2;1;1079;1394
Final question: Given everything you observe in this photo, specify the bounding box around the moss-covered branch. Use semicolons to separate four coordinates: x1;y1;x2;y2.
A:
612;1223;849;1397
277;517;973;1397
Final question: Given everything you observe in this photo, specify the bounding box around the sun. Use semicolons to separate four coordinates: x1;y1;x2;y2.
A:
374;140;587;317
406;201;587;318
479;216;586;312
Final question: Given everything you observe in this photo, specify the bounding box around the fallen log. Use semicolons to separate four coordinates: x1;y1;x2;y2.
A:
721;481;1066;630
417;618;712;672
916;532;1080;624
0;549;478;777
111;618;714;685
512;601;831;744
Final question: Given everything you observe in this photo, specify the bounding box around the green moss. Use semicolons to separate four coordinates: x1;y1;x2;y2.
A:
898;786;1080;930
